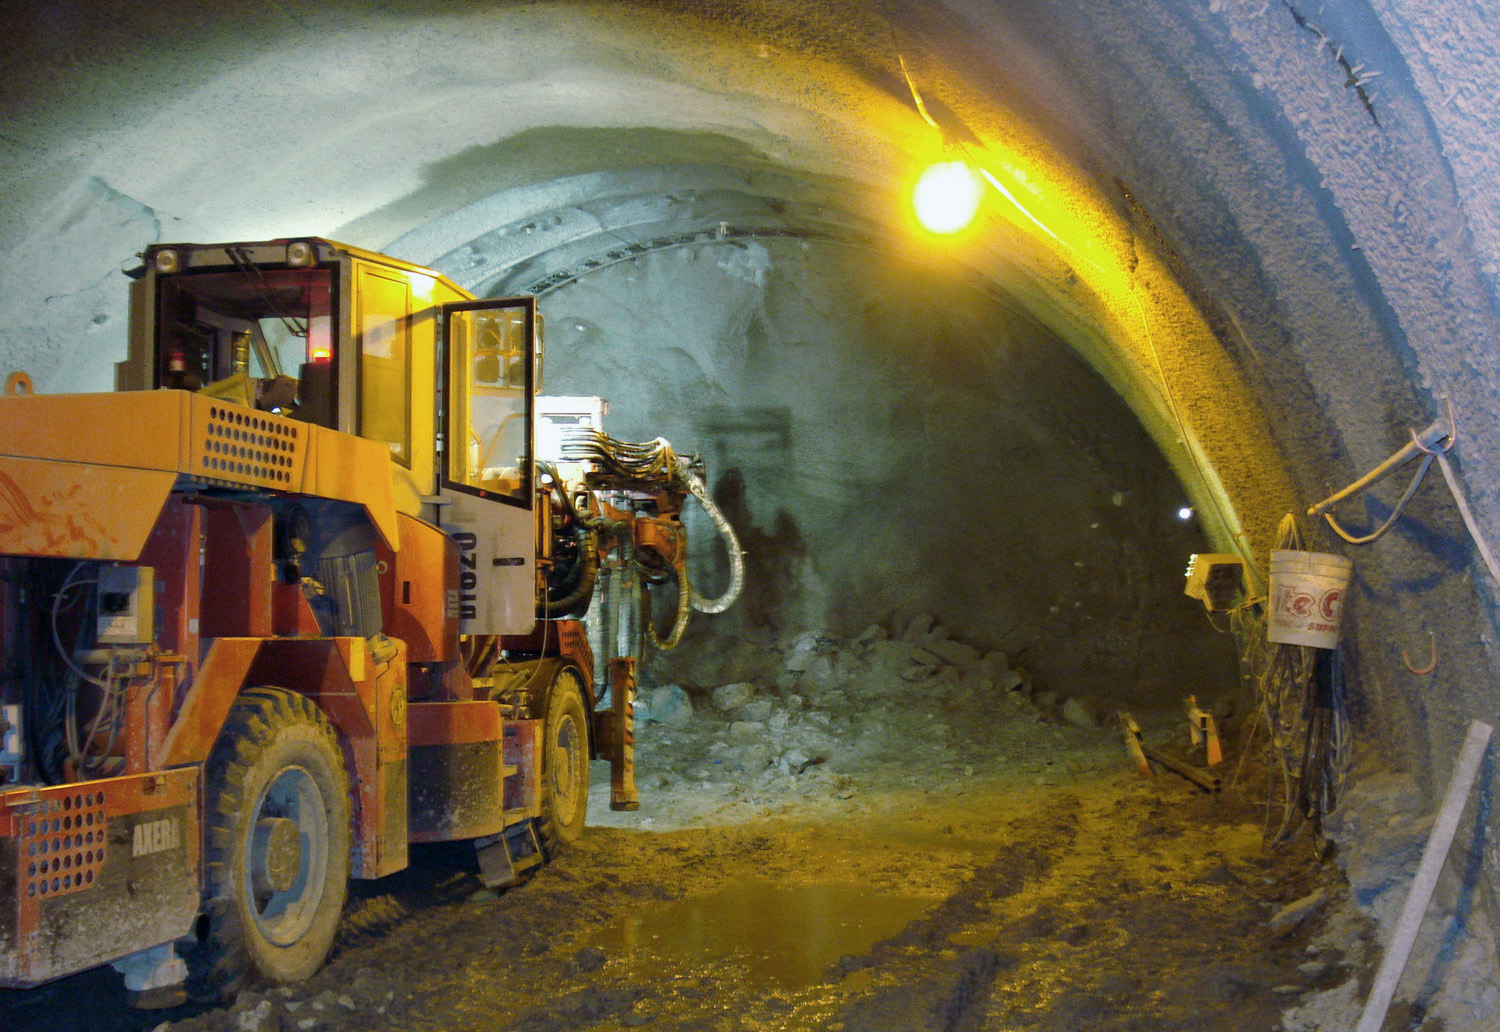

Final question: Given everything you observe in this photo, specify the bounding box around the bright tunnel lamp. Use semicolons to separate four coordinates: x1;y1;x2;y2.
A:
913;160;983;233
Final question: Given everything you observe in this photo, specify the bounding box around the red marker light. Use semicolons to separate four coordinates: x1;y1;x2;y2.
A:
310;346;332;363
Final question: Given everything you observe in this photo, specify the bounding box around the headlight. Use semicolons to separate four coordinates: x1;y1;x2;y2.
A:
153;249;180;274
286;240;315;267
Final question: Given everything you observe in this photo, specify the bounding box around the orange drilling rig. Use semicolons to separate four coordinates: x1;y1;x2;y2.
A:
0;238;740;1004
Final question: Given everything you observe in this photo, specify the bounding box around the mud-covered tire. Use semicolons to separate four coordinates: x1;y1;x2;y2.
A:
537;668;589;856
184;687;350;998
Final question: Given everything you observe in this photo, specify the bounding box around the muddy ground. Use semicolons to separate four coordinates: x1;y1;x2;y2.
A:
2;625;1377;1032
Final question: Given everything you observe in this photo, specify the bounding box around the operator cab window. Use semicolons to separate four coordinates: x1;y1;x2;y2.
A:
444;301;533;506
156;267;334;425
355;265;413;467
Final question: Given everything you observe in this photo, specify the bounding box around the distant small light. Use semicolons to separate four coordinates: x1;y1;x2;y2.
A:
914;161;983;234
1177;507;1195;521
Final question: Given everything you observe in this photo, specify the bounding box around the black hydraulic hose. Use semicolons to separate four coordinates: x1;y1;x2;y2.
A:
538;526;599;619
19;565;71;784
548;524;591;596
16;574;54;783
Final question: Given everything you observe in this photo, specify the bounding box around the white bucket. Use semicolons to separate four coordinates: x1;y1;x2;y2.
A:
1267;549;1352;649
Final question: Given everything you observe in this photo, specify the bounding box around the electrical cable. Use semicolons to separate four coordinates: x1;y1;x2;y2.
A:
1249;515;1352;847
1321;450;1436;545
1310;405;1500;587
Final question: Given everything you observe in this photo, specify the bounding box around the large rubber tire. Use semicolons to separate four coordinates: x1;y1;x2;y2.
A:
537;668;589;856
185;687;351;998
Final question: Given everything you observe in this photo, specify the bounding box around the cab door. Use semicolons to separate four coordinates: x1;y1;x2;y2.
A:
438;298;539;636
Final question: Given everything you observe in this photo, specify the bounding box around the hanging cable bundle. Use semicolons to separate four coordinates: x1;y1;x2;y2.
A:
1251;515;1353;848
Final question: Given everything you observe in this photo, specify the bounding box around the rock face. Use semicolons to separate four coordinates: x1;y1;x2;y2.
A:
1311;771;1500;1032
536;226;1241;709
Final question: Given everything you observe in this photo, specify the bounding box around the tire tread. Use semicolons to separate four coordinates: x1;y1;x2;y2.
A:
184;687;349;999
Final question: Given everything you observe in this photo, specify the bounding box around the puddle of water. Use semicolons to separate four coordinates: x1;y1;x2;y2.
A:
590;879;935;988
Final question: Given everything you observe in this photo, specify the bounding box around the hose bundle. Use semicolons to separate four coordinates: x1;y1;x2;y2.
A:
677;458;743;615
558;430;745;646
536;461;599;620
561;431;686;491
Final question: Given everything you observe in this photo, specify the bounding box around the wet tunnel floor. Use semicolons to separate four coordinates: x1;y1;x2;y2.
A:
3;762;1368;1032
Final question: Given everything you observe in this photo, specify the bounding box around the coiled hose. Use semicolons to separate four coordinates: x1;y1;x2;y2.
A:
642;557;693;651
536;461;600;619
541;524;599;618
677;457;744;615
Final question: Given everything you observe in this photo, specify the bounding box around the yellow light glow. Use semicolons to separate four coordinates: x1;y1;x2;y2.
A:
913;161;983;234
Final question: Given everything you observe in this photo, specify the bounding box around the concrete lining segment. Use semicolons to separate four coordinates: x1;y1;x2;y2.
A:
386;163;887;294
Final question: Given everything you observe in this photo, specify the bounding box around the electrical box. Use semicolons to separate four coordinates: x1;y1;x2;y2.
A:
535;395;608;463
1184;553;1244;613
97;564;155;643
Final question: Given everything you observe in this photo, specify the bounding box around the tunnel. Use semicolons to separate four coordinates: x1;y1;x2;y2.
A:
2;1;1499;1028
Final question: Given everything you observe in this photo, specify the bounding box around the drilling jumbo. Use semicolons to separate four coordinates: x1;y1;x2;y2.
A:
0;239;740;1004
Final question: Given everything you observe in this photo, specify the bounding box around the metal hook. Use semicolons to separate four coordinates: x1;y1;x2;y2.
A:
1402;632;1438;675
1409;400;1458;456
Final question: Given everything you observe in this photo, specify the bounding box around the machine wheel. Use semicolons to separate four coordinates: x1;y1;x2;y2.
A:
537;668;589;856
185;687;351;998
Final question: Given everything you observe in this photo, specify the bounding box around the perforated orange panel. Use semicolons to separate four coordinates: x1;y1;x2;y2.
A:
19;791;107;900
192;403;305;489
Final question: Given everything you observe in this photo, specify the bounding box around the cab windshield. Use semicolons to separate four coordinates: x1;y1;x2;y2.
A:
155;267;334;423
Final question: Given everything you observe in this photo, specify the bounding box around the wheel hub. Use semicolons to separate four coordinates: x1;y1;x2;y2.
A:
252;816;302;896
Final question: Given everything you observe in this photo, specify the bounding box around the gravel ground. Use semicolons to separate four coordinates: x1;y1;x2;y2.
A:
2;621;1382;1032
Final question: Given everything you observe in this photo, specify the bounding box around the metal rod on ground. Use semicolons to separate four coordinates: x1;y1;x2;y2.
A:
1354;718;1493;1032
1140;743;1220;793
1120;711;1220;792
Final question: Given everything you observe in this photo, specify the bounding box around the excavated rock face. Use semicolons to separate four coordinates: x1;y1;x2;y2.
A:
547;235;1236;701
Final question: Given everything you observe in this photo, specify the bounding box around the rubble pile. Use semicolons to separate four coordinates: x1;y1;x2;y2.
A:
604;616;1128;828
